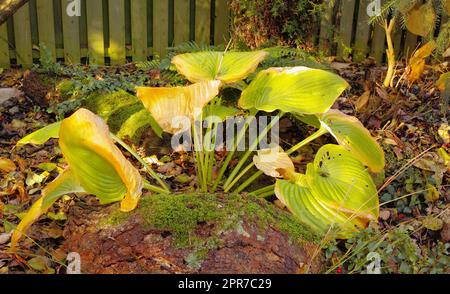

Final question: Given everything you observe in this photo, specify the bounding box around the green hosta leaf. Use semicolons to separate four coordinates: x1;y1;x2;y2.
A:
59;109;143;209
171;51;268;83
202;104;240;123
275;177;361;238
320;110;385;172
11;109;145;249
305;144;379;221
238;67;349;114
16;121;62;146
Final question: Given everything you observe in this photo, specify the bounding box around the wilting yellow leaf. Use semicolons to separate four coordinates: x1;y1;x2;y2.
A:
405;3;437;37
136;81;221;134
406;41;436;83
0;158;16;173
253;146;295;179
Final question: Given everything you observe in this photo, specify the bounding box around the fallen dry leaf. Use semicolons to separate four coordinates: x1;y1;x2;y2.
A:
0;158;16;173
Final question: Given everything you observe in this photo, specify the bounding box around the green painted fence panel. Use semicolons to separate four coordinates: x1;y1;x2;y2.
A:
153;0;169;57
214;0;229;44
195;0;211;44
37;0;56;60
174;0;190;45
131;0;148;61
13;3;33;67
353;0;371;62
61;0;81;64
319;2;334;55
86;0;105;65
337;0;356;60
109;0;126;64
0;23;9;67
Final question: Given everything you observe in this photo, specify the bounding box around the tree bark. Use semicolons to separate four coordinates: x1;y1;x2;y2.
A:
0;0;30;25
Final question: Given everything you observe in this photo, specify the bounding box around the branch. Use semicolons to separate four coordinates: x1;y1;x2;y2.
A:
0;0;30;25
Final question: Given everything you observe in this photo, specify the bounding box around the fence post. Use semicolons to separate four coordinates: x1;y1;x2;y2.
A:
174;0;190;46
195;0;211;45
353;0;372;62
153;0;169;57
61;0;81;64
109;0;126;64
131;0;148;61
214;0;229;45
37;0;56;61
86;0;105;65
13;2;33;67
0;23;9;68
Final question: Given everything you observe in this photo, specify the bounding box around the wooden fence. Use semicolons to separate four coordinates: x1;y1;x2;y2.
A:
0;0;230;67
0;0;448;68
318;0;448;63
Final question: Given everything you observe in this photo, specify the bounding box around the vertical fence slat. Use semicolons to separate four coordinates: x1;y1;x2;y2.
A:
86;0;105;64
0;23;9;67
370;0;386;64
153;0;169;57
174;0;190;45
353;0;371;62
62;0;81;64
13;3;33;67
318;3;334;55
214;0;229;45
131;0;148;61
37;0;56;60
337;0;356;60
195;0;211;44
109;0;126;64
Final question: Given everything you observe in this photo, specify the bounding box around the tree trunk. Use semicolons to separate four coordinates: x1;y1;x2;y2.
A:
0;0;30;25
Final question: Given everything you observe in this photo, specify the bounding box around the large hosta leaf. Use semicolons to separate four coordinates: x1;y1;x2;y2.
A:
275;177;362;238
258;144;380;239
16;121;62;147
11;109;144;248
136;80;221;134
11;168;84;248
171;51;268;83
305;145;379;221
320;109;385;172
59;108;143;210
238;67;349;114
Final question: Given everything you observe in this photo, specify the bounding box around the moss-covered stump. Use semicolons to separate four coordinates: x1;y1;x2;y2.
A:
81;90;163;144
63;193;322;274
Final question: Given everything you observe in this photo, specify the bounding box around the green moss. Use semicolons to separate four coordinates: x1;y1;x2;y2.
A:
80;90;162;143
102;193;318;251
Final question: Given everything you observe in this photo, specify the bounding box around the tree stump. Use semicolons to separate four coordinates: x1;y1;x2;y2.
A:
63;193;322;274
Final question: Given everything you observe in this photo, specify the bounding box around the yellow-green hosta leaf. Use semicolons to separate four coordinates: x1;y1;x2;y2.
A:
11;168;84;249
59;108;143;211
136;81;221;134
171;51;268;83
202;104;240;123
275;177;362;238
238;67;349;114
320;109;385;172
16;121;62;147
305;144;379;222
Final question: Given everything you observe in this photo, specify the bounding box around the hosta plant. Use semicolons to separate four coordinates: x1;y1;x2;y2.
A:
12;49;385;249
136;50;385;239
